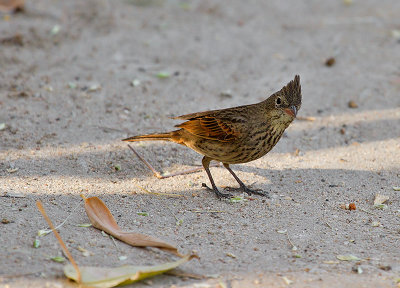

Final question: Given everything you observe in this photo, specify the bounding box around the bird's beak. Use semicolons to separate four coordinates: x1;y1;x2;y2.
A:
284;105;297;118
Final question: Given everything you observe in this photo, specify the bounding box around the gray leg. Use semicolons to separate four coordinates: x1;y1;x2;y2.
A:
202;157;232;198
223;163;269;197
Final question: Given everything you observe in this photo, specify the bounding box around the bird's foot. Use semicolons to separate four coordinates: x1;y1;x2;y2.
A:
201;183;233;199
241;186;270;198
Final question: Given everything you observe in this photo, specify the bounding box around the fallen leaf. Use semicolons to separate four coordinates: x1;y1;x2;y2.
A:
323;260;339;264
131;79;141;87
84;196;182;256
226;252;236;259
282;276;293;285
348;100;358;108
229;196;247;203
51;256;66;263
33;239;40;248
155;72;170;79
64;254;196;288
337;254;361;261
374;194;389;206
393;187;400;191
77;223;92;228
325;57;336;67
371;221;380;227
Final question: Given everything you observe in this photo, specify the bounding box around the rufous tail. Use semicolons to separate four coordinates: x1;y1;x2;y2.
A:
122;131;175;142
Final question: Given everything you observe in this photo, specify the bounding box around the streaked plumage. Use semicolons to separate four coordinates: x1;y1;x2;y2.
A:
123;75;302;198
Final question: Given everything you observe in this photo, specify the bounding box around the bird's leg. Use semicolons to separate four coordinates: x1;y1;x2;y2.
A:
202;157;232;198
223;163;269;197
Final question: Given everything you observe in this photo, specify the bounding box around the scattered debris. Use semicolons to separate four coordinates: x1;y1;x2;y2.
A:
379;265;392;271
352;265;363;274
87;84;101;92
118;255;127;261
282;276;293;285
77;223;92;228
348;100;358;108
155;72;170;79
50;25;61;36
219;90;233;99
33;239;40;248
0;123;5;130
371;221;380;227
393;187;400;191
136;212;149;216
77;246;92;257
340;203;356;210
114;164;121;171
131;79;141;87
325;57;336;67
51;256;66;263
297;116;316;121
391;29;400;41
0;33;23;46
6;167;19;173
1;218;11;224
226;252;236;259
374;194;389;209
68;82;77;89
229;196;247;203
336;254;361;261
323;260;339;264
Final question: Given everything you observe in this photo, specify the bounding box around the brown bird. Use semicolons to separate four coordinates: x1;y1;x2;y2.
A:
123;75;302;198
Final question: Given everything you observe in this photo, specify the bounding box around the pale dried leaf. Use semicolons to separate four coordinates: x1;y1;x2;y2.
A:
64;254;195;288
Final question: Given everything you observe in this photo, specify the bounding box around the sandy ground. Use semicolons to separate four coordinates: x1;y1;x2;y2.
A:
1;0;400;287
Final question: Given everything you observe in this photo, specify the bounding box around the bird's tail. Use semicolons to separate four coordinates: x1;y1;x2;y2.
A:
122;131;176;142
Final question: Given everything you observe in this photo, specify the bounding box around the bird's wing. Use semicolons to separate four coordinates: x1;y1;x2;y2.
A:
175;114;244;142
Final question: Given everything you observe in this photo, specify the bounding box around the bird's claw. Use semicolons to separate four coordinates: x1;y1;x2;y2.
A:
241;186;270;198
201;183;233;199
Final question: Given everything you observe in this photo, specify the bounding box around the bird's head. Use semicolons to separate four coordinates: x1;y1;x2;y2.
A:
266;75;302;123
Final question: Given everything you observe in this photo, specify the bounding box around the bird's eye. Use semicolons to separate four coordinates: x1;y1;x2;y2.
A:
276;97;282;105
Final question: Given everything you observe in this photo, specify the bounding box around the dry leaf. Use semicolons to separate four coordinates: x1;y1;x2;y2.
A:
84;196;182;256
374;194;389;206
64;254;196;288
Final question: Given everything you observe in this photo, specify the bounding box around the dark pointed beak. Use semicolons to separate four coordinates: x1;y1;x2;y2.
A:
284;105;297;118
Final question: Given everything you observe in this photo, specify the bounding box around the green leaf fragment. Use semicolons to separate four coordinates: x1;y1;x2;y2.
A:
393;187;400;191
51;256;66;263
64;254;195;288
229;196;247;203
114;164;121;171
33;239;40;248
336;254;361;261
137;212;149;216
38;229;50;237
155;72;170;79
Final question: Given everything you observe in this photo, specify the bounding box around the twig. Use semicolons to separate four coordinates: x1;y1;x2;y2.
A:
39;199;82;236
36;201;81;283
127;144;218;179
